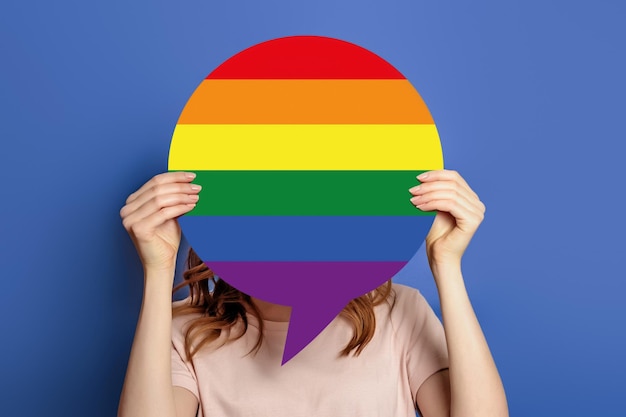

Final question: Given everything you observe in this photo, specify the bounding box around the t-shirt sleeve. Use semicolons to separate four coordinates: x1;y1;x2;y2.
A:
171;312;200;401
171;341;200;401
395;286;449;403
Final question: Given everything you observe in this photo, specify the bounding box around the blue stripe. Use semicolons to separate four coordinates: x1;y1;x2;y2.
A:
179;216;433;261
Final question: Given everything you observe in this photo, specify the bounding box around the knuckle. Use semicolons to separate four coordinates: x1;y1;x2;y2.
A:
157;207;171;221
152;173;165;184
130;223;146;236
153;194;167;207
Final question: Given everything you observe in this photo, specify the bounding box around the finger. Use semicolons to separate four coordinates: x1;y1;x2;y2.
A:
411;190;484;229
411;190;479;216
416;170;478;200
122;192;199;231
409;180;485;215
121;181;201;219
415;169;485;214
128;204;197;241
408;180;479;210
125;171;197;205
417;199;483;235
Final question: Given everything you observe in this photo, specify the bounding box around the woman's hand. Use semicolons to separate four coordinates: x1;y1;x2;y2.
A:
119;171;201;273
408;170;485;270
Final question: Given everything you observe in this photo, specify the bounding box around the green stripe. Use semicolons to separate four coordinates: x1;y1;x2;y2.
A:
172;170;435;216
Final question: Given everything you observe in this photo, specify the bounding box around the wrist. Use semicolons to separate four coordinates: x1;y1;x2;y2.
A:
429;258;462;276
143;267;176;291
143;262;176;275
429;260;465;288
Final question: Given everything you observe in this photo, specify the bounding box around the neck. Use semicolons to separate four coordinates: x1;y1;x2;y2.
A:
250;297;292;322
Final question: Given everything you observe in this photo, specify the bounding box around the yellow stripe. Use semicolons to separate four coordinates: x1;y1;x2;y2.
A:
169;124;443;170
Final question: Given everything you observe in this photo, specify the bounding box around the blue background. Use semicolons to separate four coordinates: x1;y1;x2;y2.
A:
1;1;625;416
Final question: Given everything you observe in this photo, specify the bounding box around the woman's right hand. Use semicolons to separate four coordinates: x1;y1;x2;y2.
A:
120;171;201;273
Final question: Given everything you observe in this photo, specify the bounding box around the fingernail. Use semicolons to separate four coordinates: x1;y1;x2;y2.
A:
190;184;202;191
417;172;429;180
409;185;421;193
185;172;196;179
189;194;199;201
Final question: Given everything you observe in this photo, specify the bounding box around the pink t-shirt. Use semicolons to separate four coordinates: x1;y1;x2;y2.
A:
171;283;449;417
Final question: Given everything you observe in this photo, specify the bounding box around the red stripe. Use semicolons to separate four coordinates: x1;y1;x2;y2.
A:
207;36;405;80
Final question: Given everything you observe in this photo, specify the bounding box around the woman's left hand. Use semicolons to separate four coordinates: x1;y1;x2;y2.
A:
408;169;486;269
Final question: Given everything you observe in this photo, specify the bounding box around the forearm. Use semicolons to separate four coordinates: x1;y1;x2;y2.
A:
118;269;178;417
433;263;508;417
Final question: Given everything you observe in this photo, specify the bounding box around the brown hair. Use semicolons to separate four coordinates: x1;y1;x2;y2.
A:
172;247;396;360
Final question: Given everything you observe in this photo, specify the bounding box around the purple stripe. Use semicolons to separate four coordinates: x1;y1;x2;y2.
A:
206;261;405;363
205;261;405;306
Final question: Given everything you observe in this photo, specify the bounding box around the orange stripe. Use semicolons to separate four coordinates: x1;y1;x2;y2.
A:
177;79;434;124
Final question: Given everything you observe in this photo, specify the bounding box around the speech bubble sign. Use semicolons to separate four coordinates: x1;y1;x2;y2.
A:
168;36;443;364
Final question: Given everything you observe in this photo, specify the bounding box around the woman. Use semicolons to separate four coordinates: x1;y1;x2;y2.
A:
117;169;508;417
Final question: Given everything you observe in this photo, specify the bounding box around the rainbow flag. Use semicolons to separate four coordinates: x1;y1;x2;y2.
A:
168;37;443;360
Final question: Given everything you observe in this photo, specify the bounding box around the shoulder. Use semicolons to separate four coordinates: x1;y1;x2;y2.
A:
172;297;194;309
171;297;203;339
386;283;439;339
172;296;206;314
172;296;200;316
390;283;430;312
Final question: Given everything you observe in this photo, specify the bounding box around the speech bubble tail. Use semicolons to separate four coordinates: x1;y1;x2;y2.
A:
281;300;348;365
